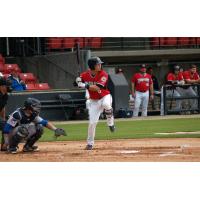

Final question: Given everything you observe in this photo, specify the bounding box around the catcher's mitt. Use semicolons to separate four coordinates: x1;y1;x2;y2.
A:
54;128;67;137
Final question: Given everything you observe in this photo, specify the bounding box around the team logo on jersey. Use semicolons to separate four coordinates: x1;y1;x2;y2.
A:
101;76;107;82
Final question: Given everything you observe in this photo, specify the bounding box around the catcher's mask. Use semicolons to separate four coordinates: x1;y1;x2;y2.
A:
24;98;41;114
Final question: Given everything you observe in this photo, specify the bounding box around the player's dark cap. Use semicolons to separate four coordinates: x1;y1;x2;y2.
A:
88;57;104;70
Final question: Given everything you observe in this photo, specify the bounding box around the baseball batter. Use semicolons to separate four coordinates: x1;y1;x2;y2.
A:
131;64;154;117
75;57;115;150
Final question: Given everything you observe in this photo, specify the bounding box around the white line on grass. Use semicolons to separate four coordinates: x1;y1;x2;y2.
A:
155;131;200;135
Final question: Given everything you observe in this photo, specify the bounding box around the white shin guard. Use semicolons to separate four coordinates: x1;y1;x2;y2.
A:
105;109;114;126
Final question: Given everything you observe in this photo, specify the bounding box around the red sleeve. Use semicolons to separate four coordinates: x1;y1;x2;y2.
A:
149;77;153;85
96;71;108;87
183;71;190;80
80;71;87;82
178;72;184;81
131;74;137;83
167;73;174;81
195;72;199;80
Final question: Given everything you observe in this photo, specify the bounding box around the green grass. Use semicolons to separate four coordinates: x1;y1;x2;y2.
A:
39;118;200;142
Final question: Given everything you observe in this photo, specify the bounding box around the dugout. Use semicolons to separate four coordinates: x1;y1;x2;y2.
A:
6;90;86;121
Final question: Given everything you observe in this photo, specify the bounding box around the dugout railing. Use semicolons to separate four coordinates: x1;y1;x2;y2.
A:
163;84;200;115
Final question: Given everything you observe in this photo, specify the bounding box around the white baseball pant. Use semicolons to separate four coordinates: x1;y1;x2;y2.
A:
177;86;198;109
87;94;114;146
133;91;149;117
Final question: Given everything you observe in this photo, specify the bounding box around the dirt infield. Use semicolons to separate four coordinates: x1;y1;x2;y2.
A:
1;138;200;162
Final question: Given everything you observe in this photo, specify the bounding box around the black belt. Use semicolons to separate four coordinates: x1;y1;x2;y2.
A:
136;90;148;93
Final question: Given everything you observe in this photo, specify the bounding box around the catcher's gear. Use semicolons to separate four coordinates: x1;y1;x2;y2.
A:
54;128;67;137
24;98;41;114
9;125;30;150
9;133;22;150
88;57;103;70
24;125;44;148
17;125;29;138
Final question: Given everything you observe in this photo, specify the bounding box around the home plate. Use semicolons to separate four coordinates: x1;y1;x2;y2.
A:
119;150;140;154
159;152;179;157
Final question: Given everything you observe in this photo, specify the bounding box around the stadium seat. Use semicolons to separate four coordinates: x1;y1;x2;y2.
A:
3;73;10;79
19;73;37;84
159;37;166;46
4;64;21;74
165;37;177;47
90;37;102;48
177;37;190;46
35;83;51;90
62;37;75;49
189;37;197;46
196;37;200;45
47;37;62;50
26;83;37;90
74;37;84;48
84;37;91;47
150;37;160;48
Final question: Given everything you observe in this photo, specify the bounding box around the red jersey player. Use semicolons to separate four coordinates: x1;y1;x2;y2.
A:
75;57;115;150
183;64;200;84
131;64;153;117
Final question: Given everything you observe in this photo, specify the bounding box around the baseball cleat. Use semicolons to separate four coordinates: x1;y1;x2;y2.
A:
109;125;115;132
85;144;93;150
23;145;39;152
8;147;18;154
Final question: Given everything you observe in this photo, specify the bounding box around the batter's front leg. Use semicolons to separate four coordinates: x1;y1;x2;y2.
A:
87;122;97;146
87;100;102;147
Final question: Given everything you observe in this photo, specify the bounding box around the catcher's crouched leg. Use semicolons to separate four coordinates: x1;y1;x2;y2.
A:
23;125;44;152
8;125;29;153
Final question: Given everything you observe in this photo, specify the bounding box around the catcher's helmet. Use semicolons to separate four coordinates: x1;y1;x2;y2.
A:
88;57;104;70
24;98;41;114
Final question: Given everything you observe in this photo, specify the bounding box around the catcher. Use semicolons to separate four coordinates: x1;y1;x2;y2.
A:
3;97;67;154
